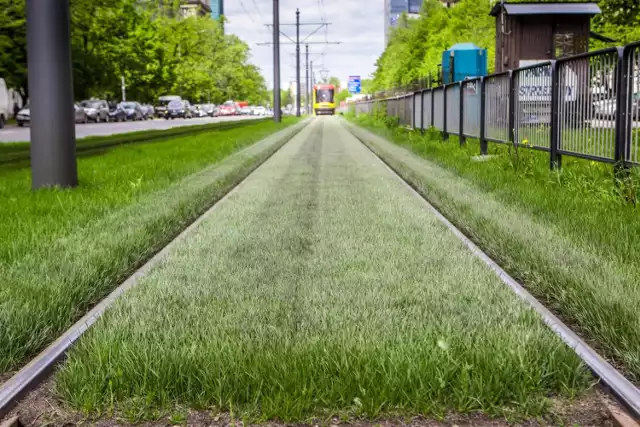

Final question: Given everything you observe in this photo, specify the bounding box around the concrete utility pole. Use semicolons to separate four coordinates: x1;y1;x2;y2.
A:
295;9;301;117
273;0;281;123
121;76;126;102
305;44;309;115
27;0;77;189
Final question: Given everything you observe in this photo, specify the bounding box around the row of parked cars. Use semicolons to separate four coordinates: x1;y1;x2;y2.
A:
156;96;272;120
13;96;274;127
15;100;157;127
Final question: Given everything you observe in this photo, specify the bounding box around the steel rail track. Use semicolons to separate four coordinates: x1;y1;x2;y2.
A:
0;118;311;420
0;118;269;165
342;120;640;421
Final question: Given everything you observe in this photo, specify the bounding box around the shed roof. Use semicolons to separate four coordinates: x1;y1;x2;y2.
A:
489;2;601;16
448;42;483;51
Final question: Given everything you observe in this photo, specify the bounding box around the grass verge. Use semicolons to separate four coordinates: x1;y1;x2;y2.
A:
0;118;267;165
55;118;590;423
345;113;640;384
0;117;304;375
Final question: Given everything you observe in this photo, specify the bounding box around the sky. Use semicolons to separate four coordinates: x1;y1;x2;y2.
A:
224;0;385;90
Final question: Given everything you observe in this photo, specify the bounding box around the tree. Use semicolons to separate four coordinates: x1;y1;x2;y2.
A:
0;0;27;104
335;88;350;104
592;0;640;46
372;0;494;91
0;0;268;107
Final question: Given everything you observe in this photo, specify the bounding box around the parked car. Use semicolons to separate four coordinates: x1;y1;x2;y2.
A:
141;104;155;120
16;104;30;127
204;104;216;116
119;102;144;121
196;103;215;117
592;93;640;119
165;99;193;119
218;100;238;116
252;106;267;116
80;99;110;122
193;104;208;118
156;95;181;118
74;104;88;123
108;103;126;122
240;106;252;115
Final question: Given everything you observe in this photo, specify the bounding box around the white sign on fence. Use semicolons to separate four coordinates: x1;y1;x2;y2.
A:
518;60;577;102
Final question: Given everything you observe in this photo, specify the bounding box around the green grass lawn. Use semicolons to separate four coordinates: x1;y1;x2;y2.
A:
0;117;303;375
55;118;590;423
346;113;640;384
0;118;269;165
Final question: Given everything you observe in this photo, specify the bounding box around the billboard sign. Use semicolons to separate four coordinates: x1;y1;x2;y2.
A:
518;60;577;102
348;75;361;94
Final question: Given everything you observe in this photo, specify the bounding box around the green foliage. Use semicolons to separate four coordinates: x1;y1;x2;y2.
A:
360;78;374;94
373;0;495;91
0;0;268;105
592;0;640;46
334;88;350;104
0;0;27;103
372;0;640;90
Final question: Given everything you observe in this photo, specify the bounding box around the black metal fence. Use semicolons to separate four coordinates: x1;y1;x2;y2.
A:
354;42;640;169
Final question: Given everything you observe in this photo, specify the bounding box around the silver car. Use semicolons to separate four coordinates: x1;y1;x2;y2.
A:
16;105;30;127
74;104;88;124
80;99;110;122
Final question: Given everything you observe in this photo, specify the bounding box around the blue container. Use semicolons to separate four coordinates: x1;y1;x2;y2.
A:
442;43;487;84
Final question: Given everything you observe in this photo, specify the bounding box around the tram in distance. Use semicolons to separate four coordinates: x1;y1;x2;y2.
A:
313;84;336;116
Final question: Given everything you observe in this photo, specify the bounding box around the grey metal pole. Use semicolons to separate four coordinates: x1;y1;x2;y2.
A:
27;0;77;189
305;44;309;115
309;61;314;115
273;0;281;122
295;9;301;117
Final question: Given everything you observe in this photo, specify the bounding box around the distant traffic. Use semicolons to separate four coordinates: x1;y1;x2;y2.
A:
11;95;274;129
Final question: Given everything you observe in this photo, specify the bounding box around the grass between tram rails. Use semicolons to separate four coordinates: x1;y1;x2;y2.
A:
0;117;302;376
53;119;592;424
347;112;640;384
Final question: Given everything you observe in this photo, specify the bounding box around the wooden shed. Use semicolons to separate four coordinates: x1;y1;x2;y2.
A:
490;2;602;73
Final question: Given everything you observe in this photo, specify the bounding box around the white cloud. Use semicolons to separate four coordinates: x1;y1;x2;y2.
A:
225;0;384;89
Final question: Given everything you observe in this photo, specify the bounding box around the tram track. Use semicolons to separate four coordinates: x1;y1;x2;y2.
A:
0;118;311;420
0;117;638;425
342;119;640;423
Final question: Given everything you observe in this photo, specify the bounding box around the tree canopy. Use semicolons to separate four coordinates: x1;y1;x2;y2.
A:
0;0;269;105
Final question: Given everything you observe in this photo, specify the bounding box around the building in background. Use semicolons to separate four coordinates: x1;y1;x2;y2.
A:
384;0;423;45
384;0;459;45
210;0;223;19
179;0;211;18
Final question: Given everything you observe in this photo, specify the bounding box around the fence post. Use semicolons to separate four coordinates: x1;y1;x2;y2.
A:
443;84;449;141
431;88;435;128
549;60;562;169
414;92;418;129
420;90;425;134
479;76;487;155
459;81;465;145
614;46;629;170
508;70;516;146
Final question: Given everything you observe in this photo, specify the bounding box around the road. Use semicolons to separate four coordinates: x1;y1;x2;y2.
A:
0;115;261;143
